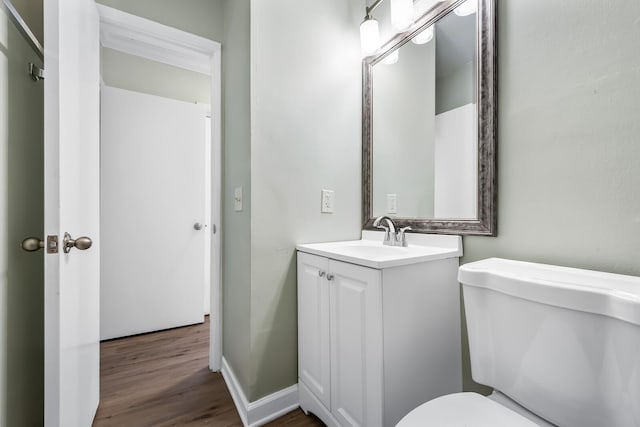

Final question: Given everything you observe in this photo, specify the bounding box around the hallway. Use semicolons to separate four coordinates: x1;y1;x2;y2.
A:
93;318;322;426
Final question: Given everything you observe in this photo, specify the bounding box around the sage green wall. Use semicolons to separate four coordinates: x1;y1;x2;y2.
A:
248;0;363;400
8;0;42;44
221;0;252;396
460;0;640;393
101;47;211;104
96;0;224;42
0;5;44;426
435;59;475;115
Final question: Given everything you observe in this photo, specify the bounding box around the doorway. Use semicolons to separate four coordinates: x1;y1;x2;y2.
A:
97;4;222;371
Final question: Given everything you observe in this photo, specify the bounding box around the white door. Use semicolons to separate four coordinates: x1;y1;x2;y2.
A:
100;85;206;340
297;252;331;409
329;260;383;427
43;0;101;425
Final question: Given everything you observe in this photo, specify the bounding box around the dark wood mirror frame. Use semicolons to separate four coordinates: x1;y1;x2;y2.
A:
362;0;497;236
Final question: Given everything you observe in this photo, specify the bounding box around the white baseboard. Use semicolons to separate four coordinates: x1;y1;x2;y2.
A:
221;357;299;427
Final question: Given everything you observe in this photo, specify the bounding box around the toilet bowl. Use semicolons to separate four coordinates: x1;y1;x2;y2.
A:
397;391;557;426
398;258;640;427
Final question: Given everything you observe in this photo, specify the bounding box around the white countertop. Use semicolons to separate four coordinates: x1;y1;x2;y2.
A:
296;231;462;269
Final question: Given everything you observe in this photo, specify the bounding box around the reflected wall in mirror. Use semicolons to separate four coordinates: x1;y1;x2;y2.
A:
363;0;496;235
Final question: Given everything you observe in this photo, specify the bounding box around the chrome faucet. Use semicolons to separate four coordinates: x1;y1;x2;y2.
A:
373;216;411;247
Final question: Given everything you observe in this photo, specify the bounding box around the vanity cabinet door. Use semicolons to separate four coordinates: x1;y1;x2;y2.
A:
329;260;383;427
297;252;331;409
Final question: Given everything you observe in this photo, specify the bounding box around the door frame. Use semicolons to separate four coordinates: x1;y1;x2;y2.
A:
97;4;223;371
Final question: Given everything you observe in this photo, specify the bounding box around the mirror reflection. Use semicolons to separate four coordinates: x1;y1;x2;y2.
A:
372;5;478;219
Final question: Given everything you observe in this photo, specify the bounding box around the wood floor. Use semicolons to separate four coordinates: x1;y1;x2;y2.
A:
93;317;323;426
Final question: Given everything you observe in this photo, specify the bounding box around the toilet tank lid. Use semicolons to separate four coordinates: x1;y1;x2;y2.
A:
458;258;640;326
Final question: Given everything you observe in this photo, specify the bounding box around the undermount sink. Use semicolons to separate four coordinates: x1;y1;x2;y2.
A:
296;231;462;269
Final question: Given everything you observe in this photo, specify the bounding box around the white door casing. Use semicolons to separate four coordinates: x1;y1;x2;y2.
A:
297;252;331;409
100;86;206;340
329;260;383;427
44;0;101;425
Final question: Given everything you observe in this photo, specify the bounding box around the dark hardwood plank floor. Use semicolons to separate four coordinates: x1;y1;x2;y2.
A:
93;317;323;427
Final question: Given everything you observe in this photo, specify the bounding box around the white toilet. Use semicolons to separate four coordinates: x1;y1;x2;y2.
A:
398;257;640;427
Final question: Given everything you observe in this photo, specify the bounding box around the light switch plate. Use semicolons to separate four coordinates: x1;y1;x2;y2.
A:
234;187;243;212
321;189;334;213
387;194;397;214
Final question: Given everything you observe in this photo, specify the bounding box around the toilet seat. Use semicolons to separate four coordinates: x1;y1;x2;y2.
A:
396;392;540;427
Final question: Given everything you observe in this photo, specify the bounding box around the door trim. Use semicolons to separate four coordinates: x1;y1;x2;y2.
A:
97;4;217;75
97;5;223;371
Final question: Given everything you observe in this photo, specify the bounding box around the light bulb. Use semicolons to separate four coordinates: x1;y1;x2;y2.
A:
411;25;434;45
360;17;380;57
454;0;477;16
391;0;414;31
382;50;399;65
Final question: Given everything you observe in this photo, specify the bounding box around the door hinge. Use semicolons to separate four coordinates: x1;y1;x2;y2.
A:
47;235;58;254
28;62;44;81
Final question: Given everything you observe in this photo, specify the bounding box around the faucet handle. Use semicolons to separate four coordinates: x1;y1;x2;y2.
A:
397;226;412;247
374;222;391;243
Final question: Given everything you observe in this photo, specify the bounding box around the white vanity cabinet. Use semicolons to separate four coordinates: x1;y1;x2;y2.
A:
297;233;463;427
298;252;383;427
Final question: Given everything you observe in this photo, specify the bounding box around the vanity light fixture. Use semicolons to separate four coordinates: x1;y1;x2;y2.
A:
454;0;477;16
360;14;380;57
411;25;434;44
381;49;399;65
360;0;415;57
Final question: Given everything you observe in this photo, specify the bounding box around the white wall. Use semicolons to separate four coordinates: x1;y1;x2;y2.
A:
248;0;364;400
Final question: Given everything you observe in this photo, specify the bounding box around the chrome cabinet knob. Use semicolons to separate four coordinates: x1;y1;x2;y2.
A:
63;232;92;254
318;271;326;277
194;222;203;231
326;274;334;281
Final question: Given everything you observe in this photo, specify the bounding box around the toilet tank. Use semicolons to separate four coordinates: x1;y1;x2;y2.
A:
459;258;640;427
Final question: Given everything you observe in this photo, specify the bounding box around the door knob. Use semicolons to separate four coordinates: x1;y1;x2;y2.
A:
21;237;44;252
194;222;203;231
63;232;92;254
21;235;59;253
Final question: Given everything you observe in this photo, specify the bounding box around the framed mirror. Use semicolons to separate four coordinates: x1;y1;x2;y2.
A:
362;0;496;235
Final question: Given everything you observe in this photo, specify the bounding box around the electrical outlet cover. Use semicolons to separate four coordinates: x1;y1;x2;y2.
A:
321;189;334;213
387;194;397;214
